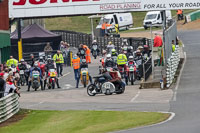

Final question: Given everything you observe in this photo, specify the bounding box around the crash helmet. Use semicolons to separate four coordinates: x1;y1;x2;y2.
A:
108;41;112;45
34;63;38;68
93;40;97;43
47;57;52;64
111;49;116;54
102;50;107;55
106;54;112;61
20;58;25;62
129;56;134;61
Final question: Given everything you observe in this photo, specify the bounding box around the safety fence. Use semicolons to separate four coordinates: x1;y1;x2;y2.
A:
143;57;152;81
166;45;180;88
164;20;177;61
51;30;150;53
0;93;19;123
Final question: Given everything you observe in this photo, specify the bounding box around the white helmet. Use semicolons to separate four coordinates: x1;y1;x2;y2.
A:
106;54;111;58
129;56;134;61
20;59;25;62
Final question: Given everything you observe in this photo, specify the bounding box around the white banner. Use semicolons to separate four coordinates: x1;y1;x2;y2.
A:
9;0;200;18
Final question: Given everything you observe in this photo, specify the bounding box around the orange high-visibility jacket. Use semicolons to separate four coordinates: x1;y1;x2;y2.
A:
72;58;80;69
177;10;183;15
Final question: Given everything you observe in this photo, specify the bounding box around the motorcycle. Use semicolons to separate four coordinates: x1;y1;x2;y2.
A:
31;70;41;91
80;68;89;88
46;69;57;89
87;75;125;96
92;45;98;59
126;64;137;85
19;69;26;86
79;49;86;59
135;59;143;80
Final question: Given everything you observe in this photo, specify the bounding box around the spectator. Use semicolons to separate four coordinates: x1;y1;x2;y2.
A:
3;68;9;81
0;73;5;98
172;40;176;52
153;33;163;47
4;75;20;97
44;42;53;56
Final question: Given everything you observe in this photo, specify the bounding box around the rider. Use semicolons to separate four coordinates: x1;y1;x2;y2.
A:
91;40;100;56
77;59;93;87
27;63;44;91
128;56;136;66
111;49;118;57
105;54;116;69
109;68;126;90
6;56;18;68
126;46;134;59
44;58;60;89
117;52;127;76
77;44;86;59
18;59;27;71
18;59;28;85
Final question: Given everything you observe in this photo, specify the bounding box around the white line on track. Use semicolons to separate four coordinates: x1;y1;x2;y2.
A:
111;112;175;133
58;72;71;79
173;51;186;101
130;90;141;102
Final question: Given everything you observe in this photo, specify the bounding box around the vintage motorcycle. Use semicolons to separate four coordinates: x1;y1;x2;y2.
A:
87;75;125;96
92;45;98;59
31;70;40;91
80;68;89;88
46;69;57;89
126;64;137;85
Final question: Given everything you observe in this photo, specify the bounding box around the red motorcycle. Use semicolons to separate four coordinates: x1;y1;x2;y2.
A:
126;63;137;85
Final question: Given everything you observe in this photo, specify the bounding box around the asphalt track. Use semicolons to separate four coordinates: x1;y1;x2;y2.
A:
115;30;200;133
18;30;200;133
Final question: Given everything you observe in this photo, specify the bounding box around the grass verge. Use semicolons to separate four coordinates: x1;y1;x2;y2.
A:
0;109;170;133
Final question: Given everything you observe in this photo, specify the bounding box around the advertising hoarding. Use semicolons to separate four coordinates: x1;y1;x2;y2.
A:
9;0;200;18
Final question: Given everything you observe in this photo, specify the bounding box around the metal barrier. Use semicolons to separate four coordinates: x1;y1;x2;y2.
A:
51;30;150;53
0;93;19;123
143;57;152;81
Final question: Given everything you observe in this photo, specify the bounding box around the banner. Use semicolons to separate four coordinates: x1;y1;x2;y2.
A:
9;0;200;18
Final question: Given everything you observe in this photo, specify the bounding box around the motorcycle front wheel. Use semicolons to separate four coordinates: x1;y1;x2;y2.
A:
87;84;97;96
83;75;87;88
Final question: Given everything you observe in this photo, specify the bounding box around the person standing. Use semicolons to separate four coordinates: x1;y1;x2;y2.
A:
72;54;80;88
154;33;163;66
82;45;91;64
53;50;64;77
0;73;5;98
172;40;176;52
44;42;53;56
6;56;18;68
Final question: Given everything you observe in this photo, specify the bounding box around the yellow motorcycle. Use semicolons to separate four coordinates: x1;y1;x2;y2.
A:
80;68;89;88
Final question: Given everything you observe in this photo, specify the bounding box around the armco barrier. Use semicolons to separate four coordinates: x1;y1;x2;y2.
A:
0;93;19;123
166;46;180;88
186;10;200;22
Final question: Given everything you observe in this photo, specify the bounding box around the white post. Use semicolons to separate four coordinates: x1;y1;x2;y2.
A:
150;24;154;79
90;18;94;41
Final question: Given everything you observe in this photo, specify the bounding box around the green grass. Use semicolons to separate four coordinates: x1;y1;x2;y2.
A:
0;110;170;133
45;9;197;33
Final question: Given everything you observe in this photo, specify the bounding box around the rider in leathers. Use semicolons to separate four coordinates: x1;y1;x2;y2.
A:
44;58;60;89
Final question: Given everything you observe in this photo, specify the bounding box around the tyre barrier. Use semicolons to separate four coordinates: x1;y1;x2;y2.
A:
0;93;19;123
166;46;180;88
